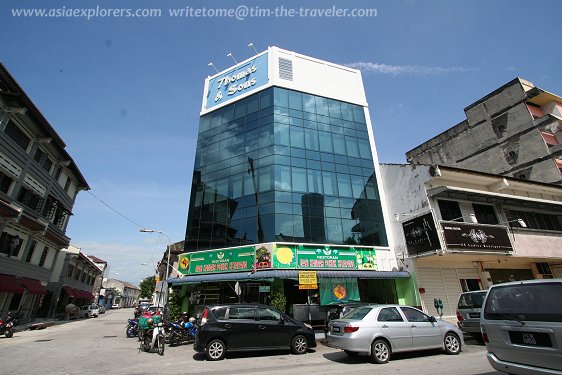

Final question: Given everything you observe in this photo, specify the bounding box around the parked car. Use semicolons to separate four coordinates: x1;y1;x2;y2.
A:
481;279;562;375
194;303;317;361
78;304;100;318
112;303;120;309
456;290;487;341
326;304;463;364
325;302;371;329
98;305;106;314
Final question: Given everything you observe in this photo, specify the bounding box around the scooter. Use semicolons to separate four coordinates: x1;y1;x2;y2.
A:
126;318;139;338
139;315;165;355
0;312;16;338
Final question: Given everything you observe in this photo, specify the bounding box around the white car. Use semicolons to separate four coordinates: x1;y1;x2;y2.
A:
326;304;463;364
79;304;100;318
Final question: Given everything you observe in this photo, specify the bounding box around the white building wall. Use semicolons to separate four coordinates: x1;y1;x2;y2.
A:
201;46;367;115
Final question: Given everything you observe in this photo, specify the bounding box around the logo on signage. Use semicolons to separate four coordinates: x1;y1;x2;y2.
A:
333;285;347;300
463;229;495;244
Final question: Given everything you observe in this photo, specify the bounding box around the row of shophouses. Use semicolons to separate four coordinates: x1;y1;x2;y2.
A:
0;63;139;321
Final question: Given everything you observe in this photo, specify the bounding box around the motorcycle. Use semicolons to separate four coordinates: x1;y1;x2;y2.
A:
168;318;198;347
0;312;16;338
140;321;165;355
126;318;139;338
139;313;165;355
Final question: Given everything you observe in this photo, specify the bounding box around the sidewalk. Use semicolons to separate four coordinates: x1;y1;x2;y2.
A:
16;317;75;332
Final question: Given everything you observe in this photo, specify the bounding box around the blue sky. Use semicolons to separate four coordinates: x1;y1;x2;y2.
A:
2;0;561;285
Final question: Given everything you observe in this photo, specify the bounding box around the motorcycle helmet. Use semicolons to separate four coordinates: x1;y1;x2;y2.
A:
188;317;195;323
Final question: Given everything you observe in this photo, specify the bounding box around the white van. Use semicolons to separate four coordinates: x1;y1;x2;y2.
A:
480;279;562;375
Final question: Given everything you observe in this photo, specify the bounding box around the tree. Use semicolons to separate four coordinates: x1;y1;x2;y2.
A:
139;276;155;299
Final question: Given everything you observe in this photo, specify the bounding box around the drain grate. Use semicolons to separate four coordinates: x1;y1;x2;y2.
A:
103;335;117;338
35;339;53;342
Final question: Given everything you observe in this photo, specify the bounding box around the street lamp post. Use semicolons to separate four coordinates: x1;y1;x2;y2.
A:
139;228;172;310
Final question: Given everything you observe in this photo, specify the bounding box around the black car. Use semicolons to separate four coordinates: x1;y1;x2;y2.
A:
194;303;317;361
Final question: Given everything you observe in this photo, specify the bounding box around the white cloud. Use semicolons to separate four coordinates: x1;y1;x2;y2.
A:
74;241;160;285
346;62;477;76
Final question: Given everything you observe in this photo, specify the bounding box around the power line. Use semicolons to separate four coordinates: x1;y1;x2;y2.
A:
86;190;145;229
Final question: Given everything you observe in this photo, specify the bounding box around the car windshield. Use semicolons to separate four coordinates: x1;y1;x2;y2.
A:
458;292;486;309
341;306;372;320
484;282;562;322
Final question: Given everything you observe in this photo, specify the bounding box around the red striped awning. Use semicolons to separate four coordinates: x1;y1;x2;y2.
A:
0;274;24;294
20;278;46;295
63;286;76;298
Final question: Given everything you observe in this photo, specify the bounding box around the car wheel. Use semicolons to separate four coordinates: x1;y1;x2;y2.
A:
206;339;226;361
344;350;359;357
291;334;308;355
371;339;390;364
444;332;461;355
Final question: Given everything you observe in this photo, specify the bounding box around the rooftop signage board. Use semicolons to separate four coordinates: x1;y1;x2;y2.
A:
204;52;268;111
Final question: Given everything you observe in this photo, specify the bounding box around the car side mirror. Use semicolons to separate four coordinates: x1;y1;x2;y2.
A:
429;316;437;323
279;316;285;325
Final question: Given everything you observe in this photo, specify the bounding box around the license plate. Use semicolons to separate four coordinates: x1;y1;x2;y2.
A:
509;331;552;347
332;326;340;333
469;313;480;318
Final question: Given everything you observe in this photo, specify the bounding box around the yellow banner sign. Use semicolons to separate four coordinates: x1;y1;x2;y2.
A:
299;284;318;290
299;271;317;285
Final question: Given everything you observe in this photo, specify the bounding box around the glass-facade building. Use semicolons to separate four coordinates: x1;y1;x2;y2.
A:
185;86;388;251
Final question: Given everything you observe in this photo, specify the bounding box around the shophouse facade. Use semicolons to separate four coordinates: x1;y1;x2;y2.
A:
48;244;101;318
380;163;562;319
406;78;562;185
172;47;414;322
103;278;140;308
0;63;89;321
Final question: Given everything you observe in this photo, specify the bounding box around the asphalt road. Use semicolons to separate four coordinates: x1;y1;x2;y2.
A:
0;308;504;375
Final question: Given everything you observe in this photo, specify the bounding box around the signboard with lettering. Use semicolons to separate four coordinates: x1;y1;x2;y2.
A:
297;246;357;269
204;52;268;111
187;246;255;274
440;222;513;252
402;212;441;256
180;243;378;276
298;271;318;285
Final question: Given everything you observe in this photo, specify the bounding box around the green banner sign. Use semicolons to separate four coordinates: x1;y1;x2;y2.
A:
272;244;298;269
187;246;255;274
356;249;377;270
297;245;357;269
179;244;377;275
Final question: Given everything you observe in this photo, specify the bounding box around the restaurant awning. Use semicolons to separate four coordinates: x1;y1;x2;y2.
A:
0;274;24;294
168;269;411;285
20;277;46;295
63;286;76;298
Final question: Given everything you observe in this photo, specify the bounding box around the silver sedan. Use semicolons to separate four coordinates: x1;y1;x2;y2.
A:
326;304;463;364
